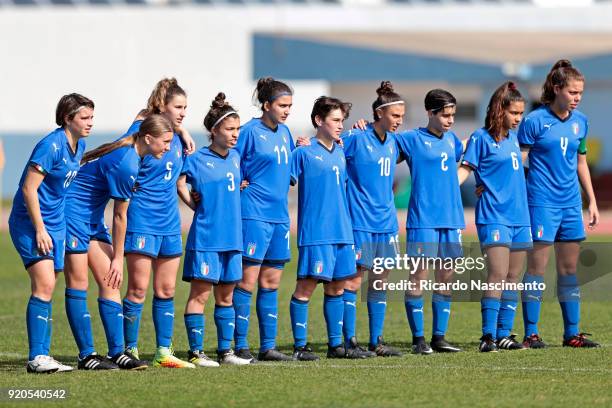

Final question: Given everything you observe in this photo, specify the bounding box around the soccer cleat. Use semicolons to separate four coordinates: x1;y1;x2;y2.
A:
292;344;319;361
78;353;119;370
430;336;462;353
125;346;140;360
368;336;402;357
479;334;498;353
50;357;74;372
327;344;347;359
153;347;195;369
188;350;220;367
562;333;600;348
496;335;526;350
411;338;433;355
234;348;257;363
217;349;251;365
26;355;60;374
345;337;376;359
257;348;293;362
110;351;148;370
522;333;547;349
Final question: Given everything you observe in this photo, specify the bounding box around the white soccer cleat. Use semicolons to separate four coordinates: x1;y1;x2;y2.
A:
26;355;60;374
217;349;252;365
50;357;74;372
188;350;220;367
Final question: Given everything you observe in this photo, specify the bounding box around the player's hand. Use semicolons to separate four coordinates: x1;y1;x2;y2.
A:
35;228;53;256
190;190;201;204
296;136;311;147
104;258;124;290
175;126;196;155
352;119;368;130
588;202;600;230
475;185;485;197
240;180;249;191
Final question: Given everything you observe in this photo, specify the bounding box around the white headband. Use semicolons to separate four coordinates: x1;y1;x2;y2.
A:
376;100;405;110
212;111;238;129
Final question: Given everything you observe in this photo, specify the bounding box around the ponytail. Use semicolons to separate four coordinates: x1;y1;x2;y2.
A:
145;77;186;115
371;81;404;121
485;81;524;141
541;59;584;105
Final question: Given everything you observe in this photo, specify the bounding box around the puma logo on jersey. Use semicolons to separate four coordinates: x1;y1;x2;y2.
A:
206;162;215;169
366;145;373;152
52;143;60;152
543;124;552;129
315;155;323;161
491;142;500;148
259;134;267;141
130;176;136;182
424;141;432;148
62;158;67;164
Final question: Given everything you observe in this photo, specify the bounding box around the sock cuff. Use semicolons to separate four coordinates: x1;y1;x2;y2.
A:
214;304;233;309
523;273;544;284
404;295;423;302
234;287;252;296
65;288;87;299
29;295;51;305
291;296;309;305
432;293;452;302
123;298;144;309
343;289;357;295
324;293;343;300
257;287;277;294
481;296;501;305
153;296;174;303
366;288;387;302
98;298;122;308
501;290;519;301
558;274;578;285
184;313;204;317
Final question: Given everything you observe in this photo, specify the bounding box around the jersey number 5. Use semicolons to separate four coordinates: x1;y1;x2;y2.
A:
164;162;173;180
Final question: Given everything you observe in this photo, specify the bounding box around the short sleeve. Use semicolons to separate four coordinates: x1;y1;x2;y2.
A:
453;133;464;162
290;148;304;185
395;131;411;161
461;133;481;170
235;126;253;160
287;128;296;152
517;116;537;147
181;153;194;182
106;153;136;202
29;137;60;175
340;129;358;160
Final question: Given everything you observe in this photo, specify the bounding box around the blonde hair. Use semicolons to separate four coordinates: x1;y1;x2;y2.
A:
145;77;186;115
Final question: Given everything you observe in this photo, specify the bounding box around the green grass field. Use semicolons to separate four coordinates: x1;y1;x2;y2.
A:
0;232;611;407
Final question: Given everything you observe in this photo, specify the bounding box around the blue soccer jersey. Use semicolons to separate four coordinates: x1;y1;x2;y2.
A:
342;125;399;233
290;140;353;246
10;128;86;231
462;128;530;226
518;106;588;208
235;118;295;223
182;148;242;252
66;145;140;223
395;127;465;229
121;120;185;234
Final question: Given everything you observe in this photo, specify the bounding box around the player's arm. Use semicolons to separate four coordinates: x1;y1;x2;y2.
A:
177;175;196;211
457;164;472;185
22;166;53;255
176;126;195;155
577;153;599;229
106;200;129;290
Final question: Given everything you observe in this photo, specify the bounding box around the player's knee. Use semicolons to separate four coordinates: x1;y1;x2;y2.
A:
127;286;147;302
155;286;175;299
344;275;361;291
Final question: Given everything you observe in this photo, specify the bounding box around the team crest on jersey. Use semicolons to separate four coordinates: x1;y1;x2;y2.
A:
314;261;324;274
537;225;544;239
136;236;146;250
233;158;239;169
448;139;455;149
69;236;78;249
283;136;287;144
572;122;580;135
355;249;362;261
491;230;500;242
247;242;257;256
200;262;209;276
389;146;394;154
176;148;181;158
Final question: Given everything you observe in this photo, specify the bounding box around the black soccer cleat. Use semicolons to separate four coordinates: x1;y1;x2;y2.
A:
411;337;433;355
326;344;347;359
345;337;376;359
369;336;402;357
234;348;257;363
78;353;119;370
110;350;148;370
562;333;600;348
430;336;461;353
496;335;526;350
257;348;293;362
293;344;319;361
522;333;547;349
479;334;498;353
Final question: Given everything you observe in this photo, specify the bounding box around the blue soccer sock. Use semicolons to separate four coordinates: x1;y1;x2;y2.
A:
497;290;518;339
432;293;452;337
256;287;278;352
184;313;204;352
43;300;53;356
323;293;344;348
290;296;309;348
214;305;235;352
122;298;143;350
342;289;357;345
481;297;501;338
367;287;387;346
404;295;424;339
65;288;95;359
557;274;580;339
232;287;252;350
521;274;544;336
152;296;174;348
98;298;125;358
27;296;50;360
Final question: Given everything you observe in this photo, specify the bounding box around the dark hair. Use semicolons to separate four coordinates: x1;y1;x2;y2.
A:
145;77;186;115
485;81;525;141
55;93;94;127
203;92;239;138
253;77;293;109
541;59;585;105
424;89;456;113
82;114;172;164
372;81;404;121
310;96;352;129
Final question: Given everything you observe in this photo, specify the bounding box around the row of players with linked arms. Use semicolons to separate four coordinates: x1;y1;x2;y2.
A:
9;58;600;374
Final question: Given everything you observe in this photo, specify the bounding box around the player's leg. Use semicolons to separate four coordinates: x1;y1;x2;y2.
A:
291;277;319;361
124;253;152;357
405;229;432;355
215;281;250;365
184;278;217;367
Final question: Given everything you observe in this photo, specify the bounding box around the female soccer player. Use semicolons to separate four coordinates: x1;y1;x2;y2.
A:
518;60;600;348
63;115;173;370
178;93;251;366
395;89;464;354
232;78;295;362
458;82;531;352
289;96;362;361
9;93;93;373
121;78;195;368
